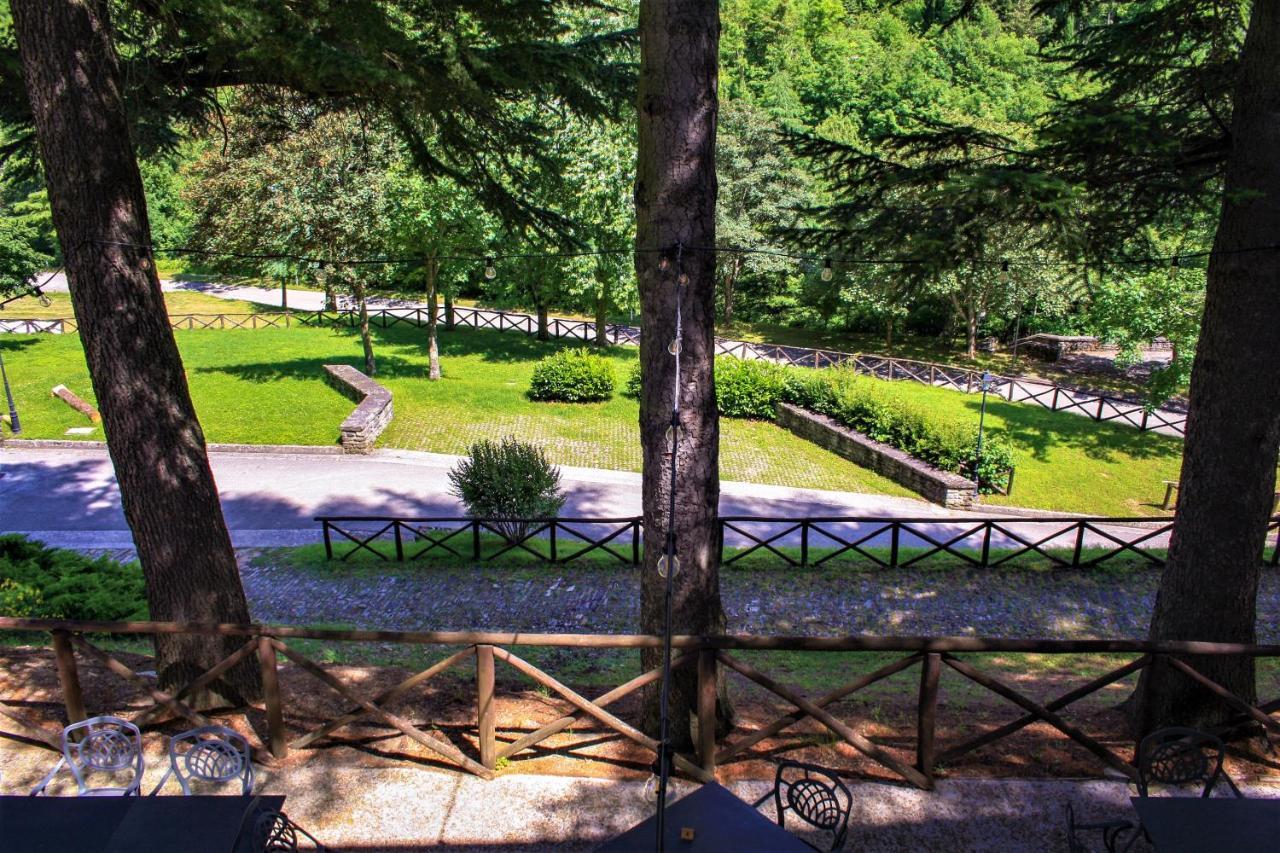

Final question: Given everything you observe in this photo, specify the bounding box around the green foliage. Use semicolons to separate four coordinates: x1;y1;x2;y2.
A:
782;369;1014;493
714;358;790;419
0;535;147;620
448;437;567;542
528;347;616;402
0;214;51;296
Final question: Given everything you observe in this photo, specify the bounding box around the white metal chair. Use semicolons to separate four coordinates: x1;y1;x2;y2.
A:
30;716;145;796
150;725;254;796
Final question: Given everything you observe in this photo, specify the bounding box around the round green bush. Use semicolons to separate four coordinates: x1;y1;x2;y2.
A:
715;358;788;419
529;347;616;402
448;437;567;543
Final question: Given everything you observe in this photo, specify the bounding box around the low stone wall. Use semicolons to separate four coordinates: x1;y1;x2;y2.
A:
776;403;978;508
324;364;393;454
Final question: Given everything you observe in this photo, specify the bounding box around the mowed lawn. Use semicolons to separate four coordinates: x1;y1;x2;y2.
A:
3;290;270;320
0;323;1184;514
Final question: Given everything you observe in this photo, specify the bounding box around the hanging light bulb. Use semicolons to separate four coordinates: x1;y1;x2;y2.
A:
658;251;671;272
820;258;834;282
1169;255;1180;279
668;337;681;355
999;260;1010;284
657;554;679;579
37;291;52;308
484;257;497;280
676;270;689;286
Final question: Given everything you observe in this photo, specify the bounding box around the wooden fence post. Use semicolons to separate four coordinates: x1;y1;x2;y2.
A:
476;645;497;770
698;648;718;773
800;521;809;567
916;652;941;788
52;630;87;730
322;521;333;559
258;635;287;759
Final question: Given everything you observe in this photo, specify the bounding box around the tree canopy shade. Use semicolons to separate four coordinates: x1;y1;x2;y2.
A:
0;0;635;231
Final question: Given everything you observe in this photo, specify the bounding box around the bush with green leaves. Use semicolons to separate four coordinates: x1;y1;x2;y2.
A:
625;357;787;420
0;535;147;620
782;370;1015;493
448;437;567;542
528;347;616;402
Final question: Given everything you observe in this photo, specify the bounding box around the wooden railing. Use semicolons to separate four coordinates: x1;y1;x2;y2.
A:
3;303;1186;436
3;617;1280;791
316;515;1280;568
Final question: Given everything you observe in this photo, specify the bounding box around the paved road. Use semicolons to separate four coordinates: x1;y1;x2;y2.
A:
24;273;1188;437
0;445;1169;557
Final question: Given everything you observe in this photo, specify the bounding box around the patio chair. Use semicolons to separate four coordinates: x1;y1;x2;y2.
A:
752;761;852;852
1064;802;1137;853
149;725;254;796
252;810;329;852
30;716;145;797
1136;727;1242;798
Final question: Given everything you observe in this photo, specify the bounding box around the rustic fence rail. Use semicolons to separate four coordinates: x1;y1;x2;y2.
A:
3;302;1187;436
317;515;1280;568
2;617;1279;791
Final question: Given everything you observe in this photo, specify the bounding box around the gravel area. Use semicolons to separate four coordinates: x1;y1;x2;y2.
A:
236;554;1280;642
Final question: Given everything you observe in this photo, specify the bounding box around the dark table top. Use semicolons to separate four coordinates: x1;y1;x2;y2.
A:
598;782;813;852
0;794;286;853
1131;796;1280;853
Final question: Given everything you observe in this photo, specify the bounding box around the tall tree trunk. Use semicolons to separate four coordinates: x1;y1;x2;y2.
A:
10;0;259;702
324;281;338;312
536;303;550;341
1135;3;1280;734
426;257;441;380
353;277;376;375
885;315;895;350
722;256;739;325
636;0;731;747
952;294;978;359
444;290;456;330
595;265;610;347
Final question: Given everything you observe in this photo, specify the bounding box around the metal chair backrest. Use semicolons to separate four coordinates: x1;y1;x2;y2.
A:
1137;727;1238;798
153;725;254;796
771;761;852;852
43;716;144;796
254;811;299;852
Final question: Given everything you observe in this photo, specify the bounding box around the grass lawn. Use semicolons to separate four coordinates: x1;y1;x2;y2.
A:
1;322;1184;513
2;289;271;320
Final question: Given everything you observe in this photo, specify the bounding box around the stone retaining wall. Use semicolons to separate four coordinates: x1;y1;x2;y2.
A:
324;364;393;454
776;403;978;508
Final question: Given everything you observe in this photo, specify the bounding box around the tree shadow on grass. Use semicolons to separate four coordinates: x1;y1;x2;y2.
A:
954;396;1182;464
0;337;44;354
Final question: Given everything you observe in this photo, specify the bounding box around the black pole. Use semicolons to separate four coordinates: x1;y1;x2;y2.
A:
0;351;20;434
974;373;991;491
654;243;685;851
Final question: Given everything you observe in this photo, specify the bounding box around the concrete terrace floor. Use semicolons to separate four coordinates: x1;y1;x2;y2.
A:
8;733;1273;851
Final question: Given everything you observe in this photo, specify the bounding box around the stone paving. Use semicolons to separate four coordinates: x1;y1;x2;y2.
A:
235;552;1280;642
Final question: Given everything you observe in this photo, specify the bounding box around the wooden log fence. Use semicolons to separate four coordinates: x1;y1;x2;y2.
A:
4;303;1188;436
4;617;1280;792
317;515;1280;569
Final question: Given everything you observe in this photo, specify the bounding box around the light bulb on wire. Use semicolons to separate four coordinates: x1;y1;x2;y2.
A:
1169;255;1180;279
484;257;497;280
820;258;834;282
37;291;53;308
999;260;1010;284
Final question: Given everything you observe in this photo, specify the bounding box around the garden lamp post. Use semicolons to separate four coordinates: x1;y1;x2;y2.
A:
0;351;20;434
974;372;994;490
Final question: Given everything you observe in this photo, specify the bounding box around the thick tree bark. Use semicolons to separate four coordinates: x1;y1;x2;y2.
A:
10;0;259;702
536;303;550;341
426;257;441;380
636;0;731;747
353;277;376;375
1135;3;1280;735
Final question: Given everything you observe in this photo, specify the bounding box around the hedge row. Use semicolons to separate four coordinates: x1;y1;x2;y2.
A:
627;358;1014;492
0;534;147;621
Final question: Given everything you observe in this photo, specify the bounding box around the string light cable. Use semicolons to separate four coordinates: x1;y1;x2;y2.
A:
0;267;63;311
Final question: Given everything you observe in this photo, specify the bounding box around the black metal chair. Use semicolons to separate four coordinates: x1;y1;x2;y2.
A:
30;716;145;797
150;725;254;796
1064;802;1137;853
752;761;852;852
1136;727;1242;798
252;810;329;852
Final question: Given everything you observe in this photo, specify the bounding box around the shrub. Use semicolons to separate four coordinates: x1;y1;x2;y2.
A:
624;360;642;398
448;437;567;543
715;358;789;419
781;368;1015;493
528;347;616;402
0;535;147;620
